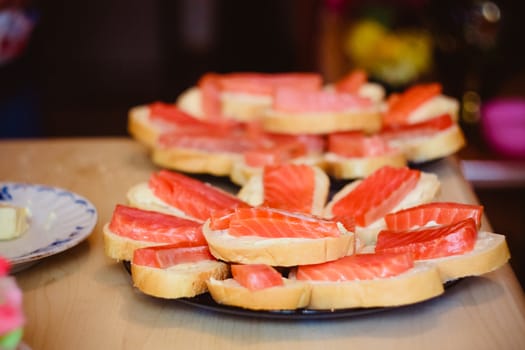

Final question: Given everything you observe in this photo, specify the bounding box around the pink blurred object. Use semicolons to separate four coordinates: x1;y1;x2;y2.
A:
0;257;25;335
481;98;525;159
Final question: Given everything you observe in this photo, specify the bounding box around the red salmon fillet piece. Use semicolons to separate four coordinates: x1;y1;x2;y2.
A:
231;264;284;291
209;207;342;238
383;83;442;127
108;204;205;244
334;69;367;94
263;164;316;214
149;170;249;221
384;202;483;230
148;102;207;125
273;88;372;113
328;131;394;157
133;243;215;268
331;166;421;227
375;218;478;260
295;252;414;281
218;72;322;95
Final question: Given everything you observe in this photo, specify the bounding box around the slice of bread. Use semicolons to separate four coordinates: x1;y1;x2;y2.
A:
294;262;444;309
103;224;167;261
131;260;229;299
404;95;460;124
324;151;407;180
391;124;466;163
206;277;311;310
152;146;242;177
202;220;355;267
419;231;511;282
128;105;160;148
262;108;382;135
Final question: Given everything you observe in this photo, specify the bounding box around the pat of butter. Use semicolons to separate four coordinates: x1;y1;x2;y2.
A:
0;204;29;240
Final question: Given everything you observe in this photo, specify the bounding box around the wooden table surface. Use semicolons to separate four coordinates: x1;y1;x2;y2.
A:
1;137;524;350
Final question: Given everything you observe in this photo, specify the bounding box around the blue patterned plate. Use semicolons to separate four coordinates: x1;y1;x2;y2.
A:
0;183;97;273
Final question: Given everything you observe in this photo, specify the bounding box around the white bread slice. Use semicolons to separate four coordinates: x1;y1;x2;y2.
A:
389;124;466;163
324;151;407;180
294;262;444;309
152;145;242;177
220;91;272;121
128;105;169;148
126;182;202;221
358;82;386;103
405;95;459;124
418;231;511;282
103;223;169;261
324;171;441;245
206;277;311;310
262;108;382;135
324;82;386;104
176;86;204;118
131;260;229;299
202;220;355;267
175;85;273;122
236;165;330;216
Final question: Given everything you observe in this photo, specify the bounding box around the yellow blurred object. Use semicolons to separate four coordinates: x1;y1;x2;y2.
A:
343;20;387;69
343;19;433;87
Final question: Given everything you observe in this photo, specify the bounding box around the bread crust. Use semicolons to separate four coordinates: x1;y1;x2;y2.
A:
128;105;160;148
299;262;444;309
206;278;311;310
421;231;510;282
103;224;168;261
131;260;229;299
202;221;355;267
221;92;272;121
152;147;241;177
176;86;204;117
395;125;466;163
262;109;382;135
325;152;407;180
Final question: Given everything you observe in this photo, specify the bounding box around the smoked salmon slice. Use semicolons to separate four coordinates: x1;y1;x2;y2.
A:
243;141;307;167
330;166;421;226
231;264;284;291
380;113;454;140
327;131;395;157
209;207;344;239
148;102;207;126
375;218;478;260
384;202;484;230
217;72;322;95
295;251;414;281
133;242;215;269
198;72;322;119
383;83;442;126
108;204;206;244
149;170;249;221
273;88;373;113
334;69;368;94
262;164;317;214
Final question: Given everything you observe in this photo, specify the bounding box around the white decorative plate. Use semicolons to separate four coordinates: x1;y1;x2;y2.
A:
0;183;98;273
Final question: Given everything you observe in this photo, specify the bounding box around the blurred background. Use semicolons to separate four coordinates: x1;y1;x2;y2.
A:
0;0;524;286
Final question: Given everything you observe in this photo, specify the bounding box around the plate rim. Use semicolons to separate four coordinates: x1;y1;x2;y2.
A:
0;182;98;271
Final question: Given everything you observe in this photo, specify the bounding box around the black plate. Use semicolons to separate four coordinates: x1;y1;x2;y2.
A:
123;262;458;320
